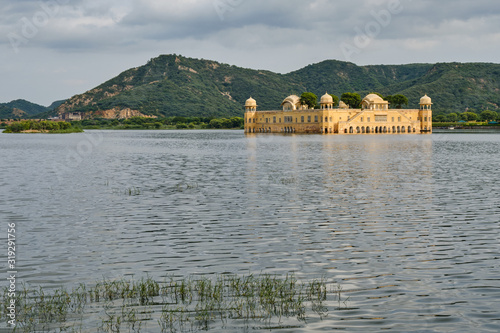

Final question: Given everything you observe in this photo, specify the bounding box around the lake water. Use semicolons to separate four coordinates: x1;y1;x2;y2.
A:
1;130;500;332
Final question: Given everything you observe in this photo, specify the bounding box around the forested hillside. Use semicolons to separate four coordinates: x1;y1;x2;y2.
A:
7;55;500;119
55;55;306;118
0;99;49;119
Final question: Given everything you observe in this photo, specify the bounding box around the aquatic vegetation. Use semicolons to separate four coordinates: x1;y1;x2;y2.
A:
126;187;141;196
1;274;338;332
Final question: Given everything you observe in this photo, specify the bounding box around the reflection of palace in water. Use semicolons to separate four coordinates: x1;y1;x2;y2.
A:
244;93;433;135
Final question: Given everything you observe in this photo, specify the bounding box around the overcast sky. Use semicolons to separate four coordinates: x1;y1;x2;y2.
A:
1;0;500;106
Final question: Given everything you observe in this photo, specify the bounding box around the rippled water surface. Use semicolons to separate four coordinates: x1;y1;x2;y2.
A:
1;130;500;332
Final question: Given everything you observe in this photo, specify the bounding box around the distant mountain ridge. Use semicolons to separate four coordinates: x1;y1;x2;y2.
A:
5;55;500;119
54;55;500;118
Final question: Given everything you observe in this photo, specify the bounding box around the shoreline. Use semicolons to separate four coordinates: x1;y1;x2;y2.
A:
434;126;500;130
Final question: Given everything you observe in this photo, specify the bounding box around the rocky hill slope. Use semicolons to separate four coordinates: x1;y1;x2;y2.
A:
46;54;500;118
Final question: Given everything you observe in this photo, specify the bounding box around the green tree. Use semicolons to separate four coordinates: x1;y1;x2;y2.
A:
434;115;446;122
21;121;31;131
209;119;222;129
447;113;458;122
221;118;233;128
480;110;498;121
329;94;340;107
188;117;201;125
229;117;244;128
391;94;409;109
460;112;478;121
300;92;318;109
172;116;187;124
10;122;24;133
341;93;362;109
60;122;71;130
384;95;394;108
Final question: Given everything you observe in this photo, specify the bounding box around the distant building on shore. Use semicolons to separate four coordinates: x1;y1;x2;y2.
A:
62;112;82;121
244;93;432;134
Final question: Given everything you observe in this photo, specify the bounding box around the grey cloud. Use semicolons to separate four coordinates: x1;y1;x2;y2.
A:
1;0;500;105
5;0;499;53
4;0;500;42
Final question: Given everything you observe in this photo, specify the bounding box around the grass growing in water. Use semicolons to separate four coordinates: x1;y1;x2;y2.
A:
1;274;339;332
126;187;141;196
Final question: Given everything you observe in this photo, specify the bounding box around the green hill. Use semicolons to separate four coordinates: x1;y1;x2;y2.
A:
47;100;66;110
56;55;305;118
52;55;500;118
0;99;49;119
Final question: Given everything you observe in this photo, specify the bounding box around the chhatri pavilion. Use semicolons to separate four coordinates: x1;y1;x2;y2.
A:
244;93;432;134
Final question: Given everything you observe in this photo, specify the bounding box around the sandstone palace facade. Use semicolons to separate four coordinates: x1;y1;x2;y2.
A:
244;93;432;134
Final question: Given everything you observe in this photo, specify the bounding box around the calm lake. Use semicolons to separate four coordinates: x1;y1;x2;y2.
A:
1;130;499;332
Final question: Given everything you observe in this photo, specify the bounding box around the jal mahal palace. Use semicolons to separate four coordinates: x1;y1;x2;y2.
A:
244;93;433;135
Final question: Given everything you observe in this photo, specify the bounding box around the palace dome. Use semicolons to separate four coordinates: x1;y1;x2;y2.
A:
339;100;349;109
281;95;302;111
320;93;334;104
245;97;257;107
420;94;432;105
282;95;301;105
363;93;384;103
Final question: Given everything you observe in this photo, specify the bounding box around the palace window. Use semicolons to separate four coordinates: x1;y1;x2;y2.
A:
273;117;276;123
392;117;394;122
375;115;387;122
361;117;364;122
308;116;311;122
330;117;332;122
314;116;318;122
266;118;268;123
367;117;370;122
398;117;401;122
425;117;428;121
301;116;304;123
325;117;328;122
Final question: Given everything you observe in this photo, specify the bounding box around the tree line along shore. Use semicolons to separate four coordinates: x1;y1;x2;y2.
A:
1;116;245;132
1;120;83;133
2;108;499;133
